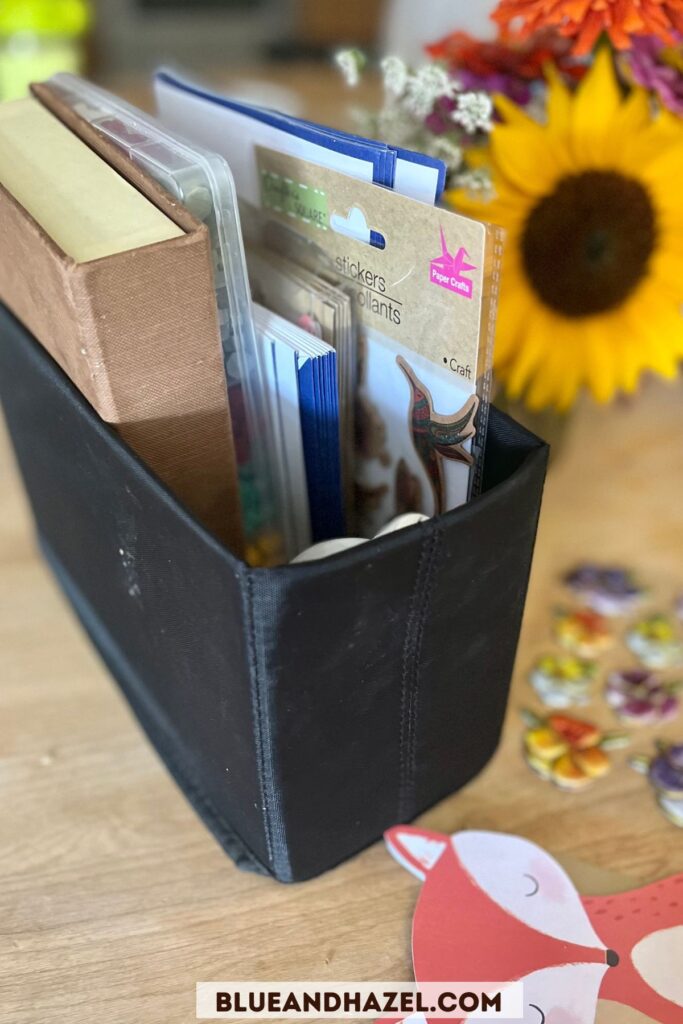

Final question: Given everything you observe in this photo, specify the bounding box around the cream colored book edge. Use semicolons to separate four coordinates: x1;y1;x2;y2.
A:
0;97;183;263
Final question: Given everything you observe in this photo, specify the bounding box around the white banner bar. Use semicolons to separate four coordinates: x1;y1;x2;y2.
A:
196;981;524;1019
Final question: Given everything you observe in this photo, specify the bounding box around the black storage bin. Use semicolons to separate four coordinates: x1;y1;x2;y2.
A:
0;304;548;882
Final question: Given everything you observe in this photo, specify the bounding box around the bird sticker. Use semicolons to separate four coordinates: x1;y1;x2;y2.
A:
386;826;683;1024
396;356;479;516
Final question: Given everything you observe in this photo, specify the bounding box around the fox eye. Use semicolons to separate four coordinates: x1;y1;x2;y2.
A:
523;873;540;897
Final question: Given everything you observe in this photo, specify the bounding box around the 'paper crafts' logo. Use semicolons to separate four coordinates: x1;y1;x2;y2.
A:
430;228;475;299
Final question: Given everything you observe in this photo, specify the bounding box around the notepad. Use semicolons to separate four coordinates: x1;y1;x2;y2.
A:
0;97;183;263
153;69;446;206
247;246;353;518
254;302;344;554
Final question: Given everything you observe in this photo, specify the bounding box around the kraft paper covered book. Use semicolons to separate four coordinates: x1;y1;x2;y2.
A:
0;92;243;554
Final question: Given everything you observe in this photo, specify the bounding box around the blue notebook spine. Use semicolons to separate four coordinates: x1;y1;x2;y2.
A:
297;354;344;542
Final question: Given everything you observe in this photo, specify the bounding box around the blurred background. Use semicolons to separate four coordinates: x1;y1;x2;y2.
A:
0;0;497;106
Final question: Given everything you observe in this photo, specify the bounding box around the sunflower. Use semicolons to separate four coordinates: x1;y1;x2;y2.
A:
446;48;683;411
493;0;683;56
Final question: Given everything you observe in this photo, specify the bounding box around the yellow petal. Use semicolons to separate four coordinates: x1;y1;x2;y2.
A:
585;324;619;404
614;87;652;136
618;119;682;176
443;188;489;219
591;90;657;170
547;325;584;412
495;271;535;364
648;248;683;300
491;124;568;196
544;62;572;138
524;321;582;412
493;91;539;129
620;345;645;394
571;47;622;166
503;308;553;399
445;187;524;234
639;139;683;188
503;337;544;400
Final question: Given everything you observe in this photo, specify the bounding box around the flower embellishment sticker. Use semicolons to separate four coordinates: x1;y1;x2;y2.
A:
627;614;683;669
522;710;628;790
606;669;681;725
529;653;597;708
632;741;683;827
564;563;648;616
554;607;614;657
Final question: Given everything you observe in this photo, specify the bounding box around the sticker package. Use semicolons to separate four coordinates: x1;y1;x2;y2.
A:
251;146;503;537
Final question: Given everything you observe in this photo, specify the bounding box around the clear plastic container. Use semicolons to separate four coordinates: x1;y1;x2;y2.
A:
48;73;284;565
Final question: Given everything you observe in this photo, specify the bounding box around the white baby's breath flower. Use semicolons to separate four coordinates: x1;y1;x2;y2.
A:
381;55;408;97
429;136;463;170
403;63;455;119
335;48;365;88
417;63;454;99
451;91;493;134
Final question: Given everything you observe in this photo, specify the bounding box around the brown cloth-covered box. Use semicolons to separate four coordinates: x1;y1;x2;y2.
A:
0;83;242;554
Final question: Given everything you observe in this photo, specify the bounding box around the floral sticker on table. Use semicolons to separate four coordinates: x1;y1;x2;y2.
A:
605;669;681;725
553;608;614;657
529;653;597;708
631;741;683;828
564;563;647;617
626;614;683;669
522;710;629;791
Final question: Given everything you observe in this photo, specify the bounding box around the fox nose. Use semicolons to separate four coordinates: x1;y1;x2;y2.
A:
606;949;620;967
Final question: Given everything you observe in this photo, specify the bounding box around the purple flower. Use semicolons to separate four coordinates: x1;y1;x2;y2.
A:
649;743;683;796
425;95;457;135
632;742;683;826
606;669;680;725
455;70;534;108
564;563;646;616
625;35;683;115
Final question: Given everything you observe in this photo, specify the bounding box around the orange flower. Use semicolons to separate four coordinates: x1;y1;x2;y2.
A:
492;0;683;56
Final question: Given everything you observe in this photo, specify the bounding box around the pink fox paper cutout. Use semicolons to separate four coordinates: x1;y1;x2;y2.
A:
385;826;683;1024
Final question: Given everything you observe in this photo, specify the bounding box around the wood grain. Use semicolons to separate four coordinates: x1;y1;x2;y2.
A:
1;68;682;1024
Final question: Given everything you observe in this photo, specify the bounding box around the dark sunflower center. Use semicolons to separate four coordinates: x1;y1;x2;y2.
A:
521;170;657;318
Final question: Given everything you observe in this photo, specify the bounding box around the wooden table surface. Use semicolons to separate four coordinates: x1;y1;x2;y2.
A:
2;66;682;1024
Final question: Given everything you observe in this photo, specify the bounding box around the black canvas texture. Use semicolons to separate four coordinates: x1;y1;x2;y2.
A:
0;304;549;882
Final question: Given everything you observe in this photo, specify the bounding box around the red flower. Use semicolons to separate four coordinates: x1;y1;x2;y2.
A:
426;28;583;81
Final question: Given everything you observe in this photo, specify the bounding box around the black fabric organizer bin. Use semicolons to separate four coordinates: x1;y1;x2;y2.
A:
0;303;548;883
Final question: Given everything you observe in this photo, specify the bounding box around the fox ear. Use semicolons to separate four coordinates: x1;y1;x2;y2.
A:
385;826;448;881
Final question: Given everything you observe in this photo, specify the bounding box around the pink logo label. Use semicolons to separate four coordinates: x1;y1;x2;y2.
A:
430;228;476;299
